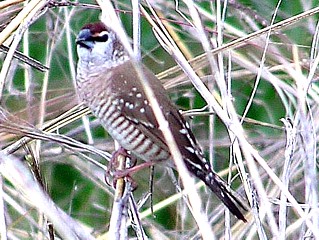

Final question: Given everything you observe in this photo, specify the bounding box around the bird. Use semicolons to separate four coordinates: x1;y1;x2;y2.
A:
75;22;247;221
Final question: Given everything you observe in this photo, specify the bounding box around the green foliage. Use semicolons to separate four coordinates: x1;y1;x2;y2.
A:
1;0;319;239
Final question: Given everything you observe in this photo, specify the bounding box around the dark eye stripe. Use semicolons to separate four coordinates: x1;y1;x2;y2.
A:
87;34;109;42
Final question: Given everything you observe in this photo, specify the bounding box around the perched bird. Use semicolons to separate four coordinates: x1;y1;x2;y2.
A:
75;22;247;221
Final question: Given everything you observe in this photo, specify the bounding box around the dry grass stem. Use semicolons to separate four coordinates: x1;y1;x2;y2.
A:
0;0;318;239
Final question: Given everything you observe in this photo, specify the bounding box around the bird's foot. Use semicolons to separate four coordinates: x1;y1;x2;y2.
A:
111;161;157;189
105;147;134;186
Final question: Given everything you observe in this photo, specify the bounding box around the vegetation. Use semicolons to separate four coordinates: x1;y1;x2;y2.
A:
0;0;318;239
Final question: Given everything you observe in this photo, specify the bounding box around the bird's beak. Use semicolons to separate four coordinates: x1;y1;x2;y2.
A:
76;29;94;49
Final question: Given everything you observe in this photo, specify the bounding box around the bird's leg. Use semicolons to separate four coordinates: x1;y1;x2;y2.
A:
106;147;146;189
105;147;132;186
114;160;156;177
112;160;158;186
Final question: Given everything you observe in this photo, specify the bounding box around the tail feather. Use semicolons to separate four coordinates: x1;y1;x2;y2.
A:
186;162;247;222
205;172;247;222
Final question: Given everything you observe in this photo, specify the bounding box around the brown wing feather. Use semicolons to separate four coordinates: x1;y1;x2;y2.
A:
107;61;207;164
107;61;174;153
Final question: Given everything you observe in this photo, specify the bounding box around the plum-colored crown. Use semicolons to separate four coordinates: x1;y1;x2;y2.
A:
81;22;108;35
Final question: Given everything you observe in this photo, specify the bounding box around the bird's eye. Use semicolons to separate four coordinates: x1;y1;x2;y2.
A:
84;31;109;43
96;33;109;42
90;31;109;42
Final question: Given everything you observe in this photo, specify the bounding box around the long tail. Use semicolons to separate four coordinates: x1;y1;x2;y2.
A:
186;161;247;222
204;171;247;221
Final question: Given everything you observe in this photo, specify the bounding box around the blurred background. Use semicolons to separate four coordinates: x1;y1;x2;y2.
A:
0;0;318;239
